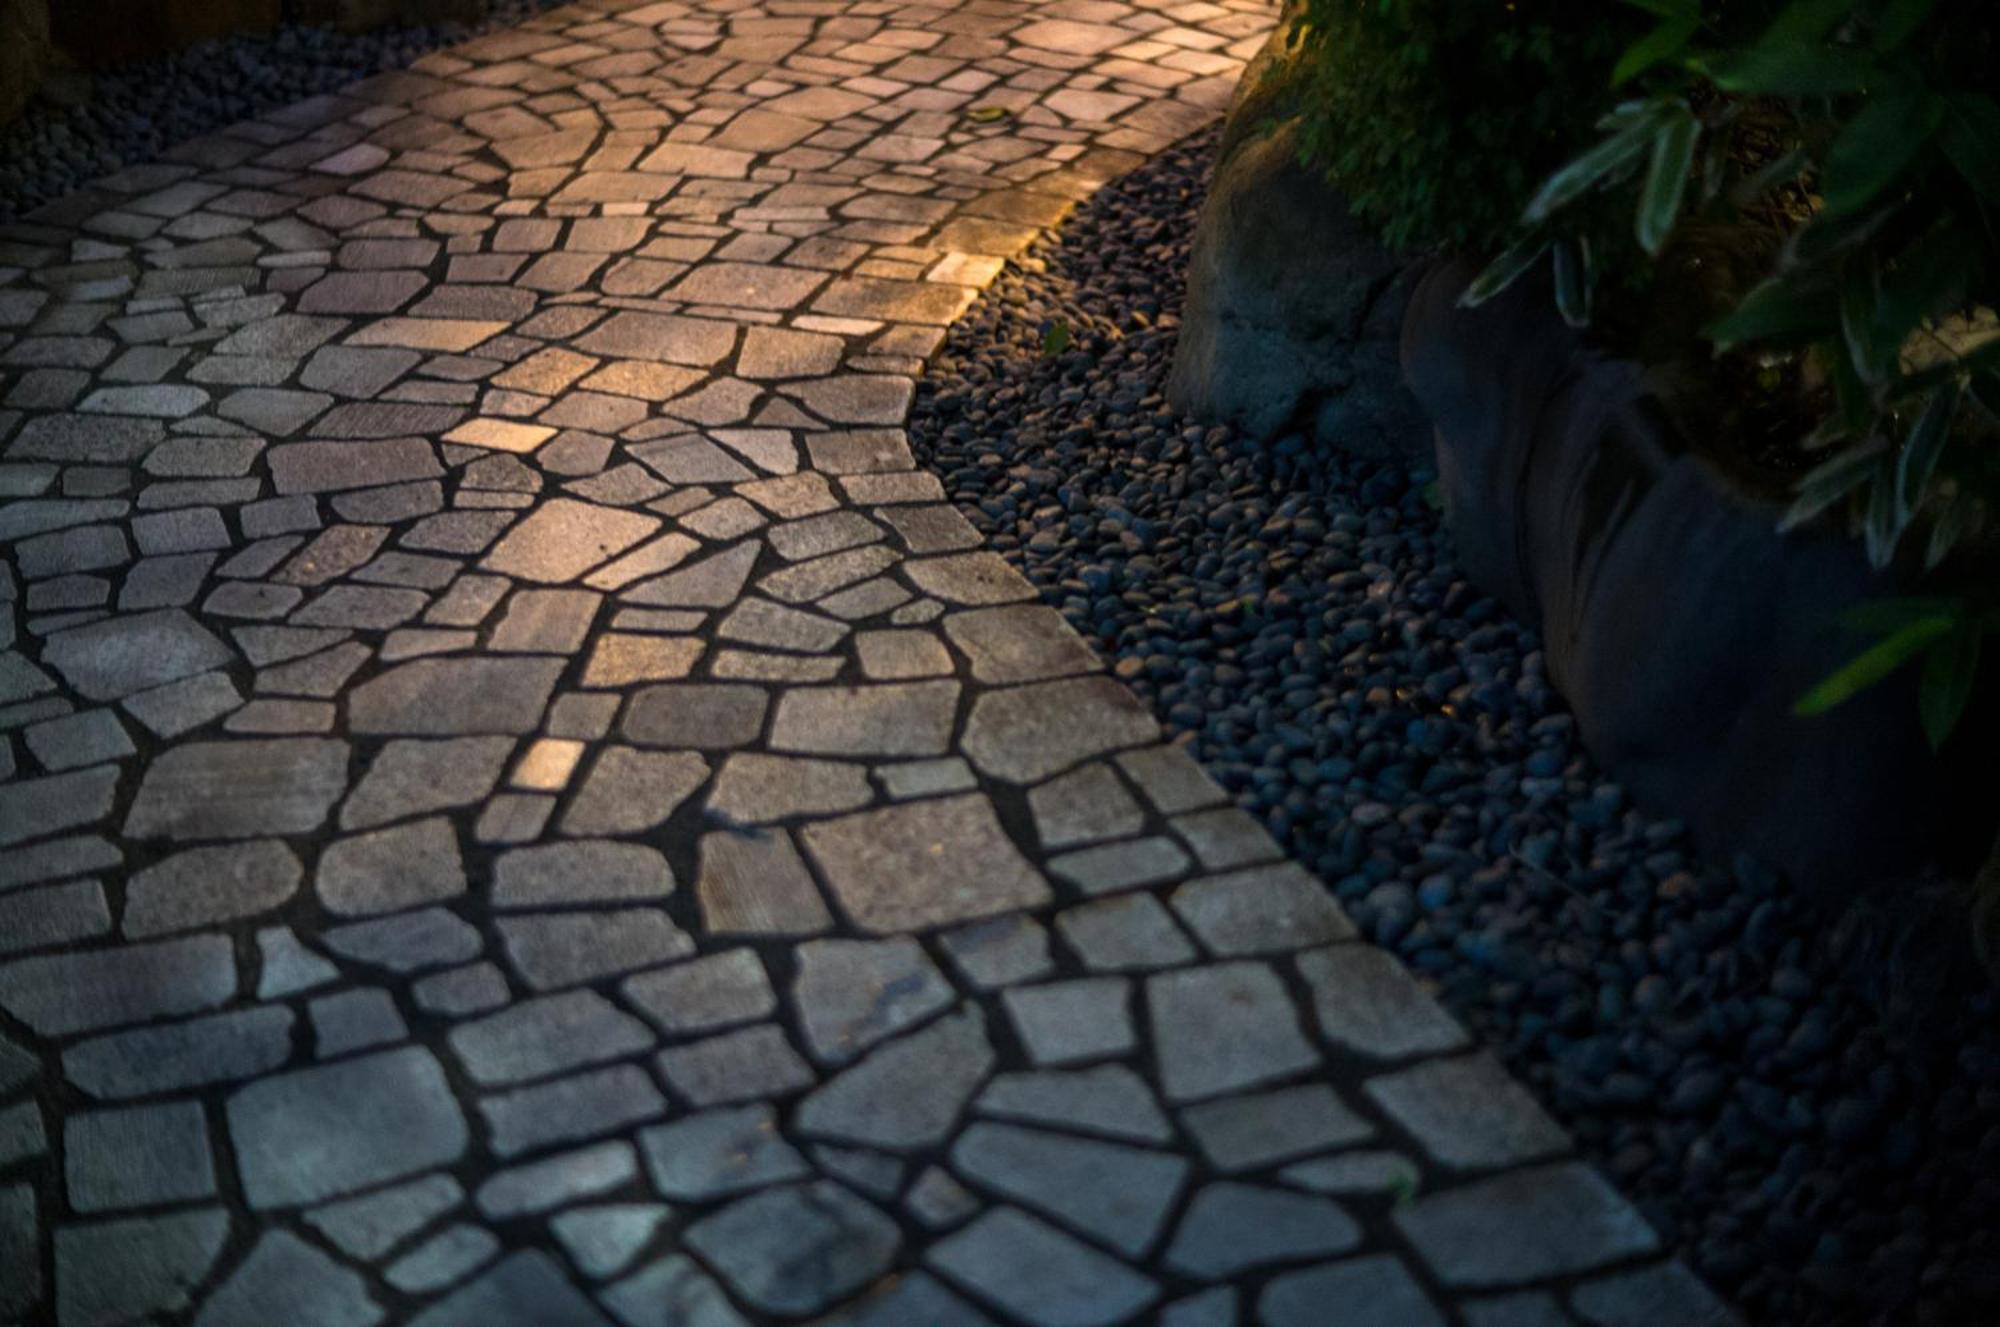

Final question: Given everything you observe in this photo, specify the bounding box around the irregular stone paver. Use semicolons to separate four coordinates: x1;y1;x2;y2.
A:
0;2;1719;1322
225;1048;467;1209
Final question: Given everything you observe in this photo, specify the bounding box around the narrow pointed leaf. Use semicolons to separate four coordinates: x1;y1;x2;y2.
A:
1895;381;1961;519
1926;490;1974;569
1615;14;1702;86
1777;436;1888;532
1838;596;1962;632
1638;111;1701;253
1871;0;1938;50
1919;624;1981;748
1525;113;1662;225
1554;236;1593;329
1762;0;1864;46
1704;45;1874;96
1793;614;1954;717
1460;235;1550;307
1864;453;1903;566
1940;95;2000;201
1708;276;1841;349
1821;83;1945;216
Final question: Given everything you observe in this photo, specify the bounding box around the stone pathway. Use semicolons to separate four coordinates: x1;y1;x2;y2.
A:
0;2;1738;1324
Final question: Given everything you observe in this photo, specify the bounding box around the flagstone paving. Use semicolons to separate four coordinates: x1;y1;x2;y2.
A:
0;2;1739;1324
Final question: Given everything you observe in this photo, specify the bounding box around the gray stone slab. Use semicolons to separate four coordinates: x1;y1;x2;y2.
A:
41;609;233;701
479;1065;667;1160
975;1065;1173;1145
59;1006;291;1099
493;839;675;907
340;736;514;830
684;1181;900;1317
194;1229;382;1327
1163;1181;1362;1279
962;676;1159;783
943;605;1101;684
655;1024;814;1106
1294;944;1471;1059
797;1005;994;1152
66;1101;216;1212
800;793;1050;934
304;1173;463;1261
1002;978;1136;1067
408;1250;614;1327
951;1122;1186;1257
1260;1254;1448;1327
449;990;654;1087
622;947;774;1034
640;1104;810;1201
793;937;955;1065
1148;962;1321;1103
928;1207;1159;1327
52;1208;230;1327
1364;1054;1570;1171
227;1047;467;1209
498;909;694;988
768;679;959;757
1180;1083;1374;1173
317;817;466;916
599;1253;749;1327
349;657;563;735
1570;1262;1743;1326
1393;1163;1662;1287
124;738;349;840
0;934;235;1037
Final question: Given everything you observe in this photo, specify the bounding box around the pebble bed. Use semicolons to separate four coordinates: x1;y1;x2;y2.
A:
908;128;2000;1327
0;0;567;224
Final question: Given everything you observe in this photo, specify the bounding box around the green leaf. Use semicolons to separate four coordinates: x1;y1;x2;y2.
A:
1919;624;1981;748
1554;235;1593;329
1792;197;1902;265
1967;369;2000;426
1871;227;1978;356
1040;322;1071;356
1939;95;2000;201
1729;146;1811;208
1620;0;1699;16
1459;234;1550;308
1524;110;1664;225
1638;110;1701;254
1820;82;1945;216
1708;274;1840;349
1894;380;1961;520
1704;45;1875;96
1615;13;1702;86
1794;613;1955;716
1761;0;1862;46
1778;436;1888;532
1870;0;1938;50
1839;595;1963;632
966;105;1012;123
1926;489;1975;568
1863;452;1903;566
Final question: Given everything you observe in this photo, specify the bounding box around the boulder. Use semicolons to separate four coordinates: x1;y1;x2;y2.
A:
0;0;50;128
1401;256;1995;897
1168;13;1425;458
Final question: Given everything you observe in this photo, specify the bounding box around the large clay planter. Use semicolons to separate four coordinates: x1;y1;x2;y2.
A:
1400;257;1994;896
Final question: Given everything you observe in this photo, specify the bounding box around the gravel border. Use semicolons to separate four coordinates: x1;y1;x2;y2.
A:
0;0;569;224
908;127;2000;1327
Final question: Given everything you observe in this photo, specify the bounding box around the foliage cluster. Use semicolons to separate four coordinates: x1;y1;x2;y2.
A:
1293;0;1998;746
